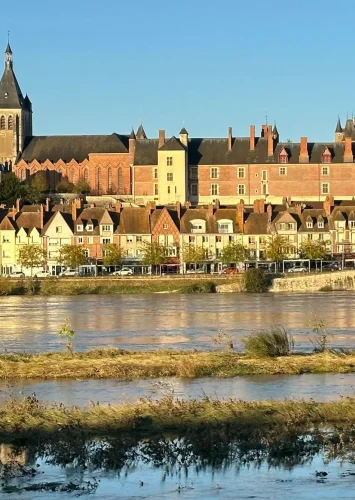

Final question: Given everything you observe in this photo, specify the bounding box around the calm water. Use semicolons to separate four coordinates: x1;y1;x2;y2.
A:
2;373;355;407
1;292;355;352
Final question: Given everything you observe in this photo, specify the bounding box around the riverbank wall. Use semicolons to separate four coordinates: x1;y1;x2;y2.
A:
270;270;355;292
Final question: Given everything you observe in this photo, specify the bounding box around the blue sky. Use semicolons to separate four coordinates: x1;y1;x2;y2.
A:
4;0;353;141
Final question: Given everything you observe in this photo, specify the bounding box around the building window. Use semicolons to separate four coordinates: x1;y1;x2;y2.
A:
108;168;112;191
288;223;294;230
163;224;169;229
210;167;219;179
211;184;219;196
97;167;102;192
306;221;313;229
77;224;83;232
349;221;355;228
191;183;198;196
21;169;26;181
102;225;111;232
55;226;62;233
238;184;246;195
154;184;158;195
84;168;89;182
248;237;255;244
318;222;324;228
262;184;267;195
118;168;123;194
102;238;111;244
136;236;142;243
167;173;173;181
322;153;332;163
167;186;171;194
321;182;330;194
322;166;329;176
86;224;93;231
190;167;198;179
78;237;84;244
279;153;288;164
262;170;267;181
238;167;245;178
255;189;258;193
319;233;324;240
87;237;93;244
189;235;195;242
167;157;173;166
0;116;5;130
8;115;13;130
72;171;76;184
153;168;158;179
202;236;209;243
126;236;133;243
279;167;287;176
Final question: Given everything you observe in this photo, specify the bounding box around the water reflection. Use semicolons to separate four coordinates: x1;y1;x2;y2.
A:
1;292;355;352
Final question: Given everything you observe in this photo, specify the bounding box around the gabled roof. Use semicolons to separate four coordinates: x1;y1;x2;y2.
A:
115;207;150;234
42;210;74;235
0;215;15;230
244;212;270;235
16;210;42;231
158;136;185;151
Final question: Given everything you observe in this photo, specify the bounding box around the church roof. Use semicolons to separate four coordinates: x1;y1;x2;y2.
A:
19;133;130;163
0;63;24;109
335;117;343;133
136;124;147;139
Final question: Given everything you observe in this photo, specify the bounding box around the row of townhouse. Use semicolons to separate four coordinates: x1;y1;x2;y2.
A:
0;195;354;275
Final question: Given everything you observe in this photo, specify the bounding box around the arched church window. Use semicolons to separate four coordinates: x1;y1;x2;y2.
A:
72;171;76;184
108;168;112;192
0;116;5;130
118;168;123;194
8;116;13;130
97;168;102;192
21;169;26;181
84;168;89;182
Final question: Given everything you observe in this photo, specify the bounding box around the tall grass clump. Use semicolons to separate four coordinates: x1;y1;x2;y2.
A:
243;268;268;292
242;327;294;357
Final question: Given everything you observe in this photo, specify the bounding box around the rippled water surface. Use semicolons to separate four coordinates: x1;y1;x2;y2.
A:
1;292;355;352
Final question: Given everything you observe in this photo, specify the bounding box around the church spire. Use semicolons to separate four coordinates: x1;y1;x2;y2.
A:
5;34;13;70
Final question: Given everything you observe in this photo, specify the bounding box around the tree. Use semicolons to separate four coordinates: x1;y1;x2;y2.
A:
299;239;329;260
56;179;75;193
141;241;167;266
0;173;25;207
75;179;91;194
182;244;207;265
58;318;76;355
102;243;123;266
265;235;294;262
26;172;48;204
58;244;87;270
221;242;249;265
17;244;46;276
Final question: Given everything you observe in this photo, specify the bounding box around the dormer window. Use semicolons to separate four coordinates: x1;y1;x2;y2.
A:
306;221;313;229
278;148;288;164
217;219;233;234
77;224;83;232
86;224;93;231
321;148;332;164
190;219;206;233
318;221;324;228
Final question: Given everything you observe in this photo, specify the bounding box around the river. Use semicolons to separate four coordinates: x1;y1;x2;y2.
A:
0;292;355;352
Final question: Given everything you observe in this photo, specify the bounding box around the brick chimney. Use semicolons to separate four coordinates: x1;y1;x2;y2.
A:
299;137;309;163
228;127;232;151
16;198;20;214
158;130;165;149
40;204;44;228
185;201;191;209
267;129;273;157
146;201;156;214
115;201;122;213
267;204;272;223
323;195;334;216
237;200;245;228
250;125;255;151
214;199;220;209
45;197;50;212
344;136;353;163
261;124;270;137
207;203;214;217
253;199;265;213
294;203;302;217
72;201;78;221
129;136;136;154
176;201;181;219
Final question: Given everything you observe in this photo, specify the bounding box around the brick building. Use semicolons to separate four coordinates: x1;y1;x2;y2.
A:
2;44;355;205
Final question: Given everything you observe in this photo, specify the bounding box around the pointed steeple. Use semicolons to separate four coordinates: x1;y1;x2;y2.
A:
136;122;147;139
129;127;136;139
0;41;24;109
335;117;343;133
272;123;279;139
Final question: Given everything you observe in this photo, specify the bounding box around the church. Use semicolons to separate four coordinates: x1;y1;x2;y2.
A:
2;43;355;206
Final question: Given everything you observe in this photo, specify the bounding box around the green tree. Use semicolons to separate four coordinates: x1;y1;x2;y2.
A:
74;179;91;194
58;244;87;270
265;235;294;261
221;242;249;265
299;239;329;260
102;243;123;266
182;244;207;265
141;241;168;267
58;318;76;355
0;173;25;207
17;244;46;276
26;172;48;204
243;268;268;293
56;179;75;193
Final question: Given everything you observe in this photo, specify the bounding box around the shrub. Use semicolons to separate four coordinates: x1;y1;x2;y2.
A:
183;281;216;293
242;327;294;357
243;268;268;293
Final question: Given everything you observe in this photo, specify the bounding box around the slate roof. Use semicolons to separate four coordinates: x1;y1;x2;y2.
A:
159;136;185;151
136;124;147;140
134;139;158;165
0;60;24;109
19;133;130;163
243;213;270;235
298;209;329;233
16;211;42;231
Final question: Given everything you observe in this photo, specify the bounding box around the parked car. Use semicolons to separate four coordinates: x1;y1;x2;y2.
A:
186;268;205;274
6;271;25;278
222;268;238;275
34;270;52;278
287;266;308;273
111;267;133;276
59;269;78;277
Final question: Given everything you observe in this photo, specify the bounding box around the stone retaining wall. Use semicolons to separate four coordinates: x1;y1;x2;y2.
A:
270;270;355;292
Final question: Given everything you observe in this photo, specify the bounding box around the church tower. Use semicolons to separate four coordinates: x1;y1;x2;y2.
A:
0;41;32;169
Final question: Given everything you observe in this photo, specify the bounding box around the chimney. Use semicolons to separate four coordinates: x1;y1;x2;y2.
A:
45;197;50;212
294;203;302;217
344;136;353;163
176;201;181;219
115;201;122;213
179;128;188;147
299;137;309;163
146;201;156;214
90;203;95;208
228;127;232;151
185;201;191;209
261;124;268;137
158;130;165;149
72;201;78;221
40;204;44;228
253;199;259;213
214;199;220;209
129;135;136;154
267;129;273;156
267;204;272;223
253;199;265;214
323;198;331;216
237;200;245;228
15;198;20;214
250;125;255;151
10;205;16;220
207;203;214;217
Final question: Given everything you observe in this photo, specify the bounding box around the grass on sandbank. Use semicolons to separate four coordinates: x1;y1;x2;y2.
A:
1;395;355;440
1;348;355;380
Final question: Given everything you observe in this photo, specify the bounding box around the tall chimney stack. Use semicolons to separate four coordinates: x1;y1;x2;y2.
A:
158;130;165;149
344;136;353;163
299;137;309;163
250;125;255;151
227;127;232;151
267;129;273;156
